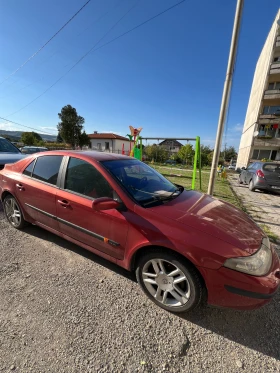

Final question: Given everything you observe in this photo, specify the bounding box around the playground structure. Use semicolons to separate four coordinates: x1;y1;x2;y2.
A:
122;126;202;190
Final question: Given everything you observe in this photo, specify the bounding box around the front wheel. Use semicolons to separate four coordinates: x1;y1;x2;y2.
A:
136;251;205;313
3;195;27;229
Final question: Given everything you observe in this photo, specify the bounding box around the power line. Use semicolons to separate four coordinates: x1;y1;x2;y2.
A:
0;0;92;85
5;0;141;118
4;0;186;118
0;0;124;100
0;117;57;136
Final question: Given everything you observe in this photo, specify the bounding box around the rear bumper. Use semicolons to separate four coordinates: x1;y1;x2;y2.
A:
199;249;280;310
254;177;280;192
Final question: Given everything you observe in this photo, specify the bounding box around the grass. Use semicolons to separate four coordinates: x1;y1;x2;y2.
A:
259;224;279;243
148;163;241;208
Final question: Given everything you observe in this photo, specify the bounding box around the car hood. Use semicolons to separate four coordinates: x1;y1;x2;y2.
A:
0;153;26;164
150;190;264;254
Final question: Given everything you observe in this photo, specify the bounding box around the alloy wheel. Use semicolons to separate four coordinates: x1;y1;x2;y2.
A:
4;198;22;227
142;258;191;307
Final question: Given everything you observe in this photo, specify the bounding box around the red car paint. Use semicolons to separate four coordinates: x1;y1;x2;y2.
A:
0;150;279;310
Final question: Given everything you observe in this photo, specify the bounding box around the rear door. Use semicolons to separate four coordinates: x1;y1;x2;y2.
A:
14;155;63;230
263;163;280;190
56;156;128;260
244;162;257;183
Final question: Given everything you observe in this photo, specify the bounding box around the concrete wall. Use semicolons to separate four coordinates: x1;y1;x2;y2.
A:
237;10;280;168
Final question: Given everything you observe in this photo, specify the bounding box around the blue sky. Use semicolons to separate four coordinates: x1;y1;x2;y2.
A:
0;0;279;149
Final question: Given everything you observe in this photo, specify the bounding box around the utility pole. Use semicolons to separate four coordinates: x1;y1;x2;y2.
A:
207;0;244;195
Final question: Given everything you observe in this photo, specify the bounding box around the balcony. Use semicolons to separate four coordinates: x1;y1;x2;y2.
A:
264;89;280;100
270;62;280;75
254;136;280;148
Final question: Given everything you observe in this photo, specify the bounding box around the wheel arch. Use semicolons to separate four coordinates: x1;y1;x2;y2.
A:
129;245;207;291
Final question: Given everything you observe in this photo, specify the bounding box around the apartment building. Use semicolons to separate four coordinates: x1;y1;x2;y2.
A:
237;10;280;168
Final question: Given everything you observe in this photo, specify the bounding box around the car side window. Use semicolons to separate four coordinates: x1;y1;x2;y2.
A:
64;157;113;199
247;163;255;170
32;156;63;185
23;160;36;177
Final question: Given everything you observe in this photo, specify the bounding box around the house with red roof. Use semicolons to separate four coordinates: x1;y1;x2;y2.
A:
88;131;130;154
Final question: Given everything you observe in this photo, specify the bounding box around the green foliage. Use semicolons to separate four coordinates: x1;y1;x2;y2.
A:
200;145;212;167
78;130;90;147
144;145;168;162
56;132;63;143
223;146;237;161
178;144;194;164
21;132;44;146
57;105;86;148
207;151;224;166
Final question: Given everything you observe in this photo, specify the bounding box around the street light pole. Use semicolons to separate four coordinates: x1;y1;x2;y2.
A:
207;0;244;195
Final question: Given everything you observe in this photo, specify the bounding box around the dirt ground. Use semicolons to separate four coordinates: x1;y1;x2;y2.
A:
0;202;280;373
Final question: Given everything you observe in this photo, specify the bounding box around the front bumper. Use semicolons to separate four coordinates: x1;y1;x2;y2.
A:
199;248;280;310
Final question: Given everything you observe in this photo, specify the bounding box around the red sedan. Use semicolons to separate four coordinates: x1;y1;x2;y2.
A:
0;151;279;313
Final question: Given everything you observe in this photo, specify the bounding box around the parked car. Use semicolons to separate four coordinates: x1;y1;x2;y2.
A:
20;146;48;154
239;161;280;193
0;136;26;170
0;151;279;313
165;159;176;165
228;164;236;170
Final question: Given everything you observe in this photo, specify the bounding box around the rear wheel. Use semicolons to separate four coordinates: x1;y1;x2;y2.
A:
136;250;205;313
249;180;255;192
3;195;27;229
238;175;243;184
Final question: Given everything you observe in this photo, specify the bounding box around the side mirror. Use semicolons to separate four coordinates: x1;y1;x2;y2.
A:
241;167;246;170
92;197;120;211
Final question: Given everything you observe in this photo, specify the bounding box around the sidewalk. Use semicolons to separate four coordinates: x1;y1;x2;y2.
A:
228;174;280;244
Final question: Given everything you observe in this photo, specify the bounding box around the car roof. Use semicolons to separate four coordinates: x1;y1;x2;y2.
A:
34;150;134;162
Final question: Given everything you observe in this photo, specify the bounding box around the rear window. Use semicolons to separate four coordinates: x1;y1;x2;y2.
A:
32;155;63;185
0;138;20;153
263;164;280;173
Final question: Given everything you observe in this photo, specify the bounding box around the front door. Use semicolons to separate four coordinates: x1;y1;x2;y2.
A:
56;156;128;260
14;155;63;230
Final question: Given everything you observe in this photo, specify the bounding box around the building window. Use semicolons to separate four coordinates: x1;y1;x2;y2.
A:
97;143;101;151
267;82;280;90
252;150;259;159
259;150;271;159
263;105;280;115
105;142;110;151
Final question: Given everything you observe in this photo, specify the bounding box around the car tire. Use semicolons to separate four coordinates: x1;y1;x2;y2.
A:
3;195;28;229
249;180;255;192
136;250;205;313
238;175;243;184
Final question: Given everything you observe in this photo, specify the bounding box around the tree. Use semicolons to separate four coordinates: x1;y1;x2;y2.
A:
56;132;63;143
223;146;237;161
178;144;195;165
78;131;90;147
21;132;36;145
57;105;85;148
21;132;43;146
32;132;43;142
200;145;213;167
144;145;168;162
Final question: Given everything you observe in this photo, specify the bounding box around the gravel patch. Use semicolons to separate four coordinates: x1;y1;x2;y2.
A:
0;202;279;372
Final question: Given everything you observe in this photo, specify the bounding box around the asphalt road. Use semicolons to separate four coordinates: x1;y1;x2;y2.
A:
0;202;279;373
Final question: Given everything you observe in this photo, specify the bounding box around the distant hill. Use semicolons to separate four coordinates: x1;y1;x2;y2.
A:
0;130;57;142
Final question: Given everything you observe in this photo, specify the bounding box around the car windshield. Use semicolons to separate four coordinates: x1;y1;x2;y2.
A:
0;138;20;153
102;159;183;206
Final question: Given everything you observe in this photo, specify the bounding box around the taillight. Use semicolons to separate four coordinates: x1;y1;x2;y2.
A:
256;169;265;178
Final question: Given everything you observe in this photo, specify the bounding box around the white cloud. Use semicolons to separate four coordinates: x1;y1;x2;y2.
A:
230;123;243;133
0;122;21;131
39;126;57;131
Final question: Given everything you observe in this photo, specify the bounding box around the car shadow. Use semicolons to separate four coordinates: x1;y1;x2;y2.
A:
22;223;280;361
178;291;280;361
23;224;136;282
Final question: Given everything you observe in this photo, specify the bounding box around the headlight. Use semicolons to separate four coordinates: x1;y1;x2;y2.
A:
224;237;272;276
